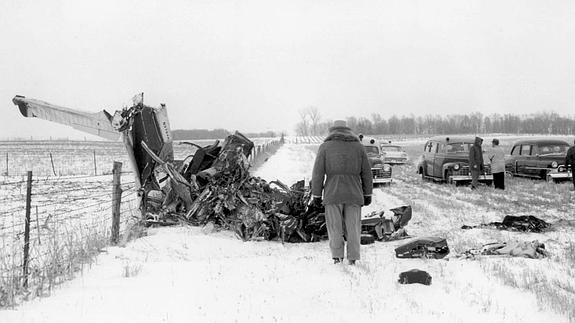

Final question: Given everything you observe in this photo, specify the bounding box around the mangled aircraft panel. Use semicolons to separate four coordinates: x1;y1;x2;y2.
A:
121;104;174;190
11;94;175;193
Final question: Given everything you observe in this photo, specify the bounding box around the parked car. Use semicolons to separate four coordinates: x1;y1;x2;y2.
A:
417;136;493;185
362;138;392;185
380;142;409;164
505;139;573;183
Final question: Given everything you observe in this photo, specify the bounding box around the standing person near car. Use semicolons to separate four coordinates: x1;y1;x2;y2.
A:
565;139;575;191
469;136;484;189
488;138;505;190
311;120;373;265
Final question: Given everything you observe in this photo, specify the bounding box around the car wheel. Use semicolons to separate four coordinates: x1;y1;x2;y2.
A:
420;167;426;180
546;175;556;184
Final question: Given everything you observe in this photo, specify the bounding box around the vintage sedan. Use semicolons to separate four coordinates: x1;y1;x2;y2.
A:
380;143;409;164
363;138;392;185
417;136;493;185
505;139;573;183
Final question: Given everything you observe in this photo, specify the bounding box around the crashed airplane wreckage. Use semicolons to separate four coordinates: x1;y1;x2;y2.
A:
11;94;411;242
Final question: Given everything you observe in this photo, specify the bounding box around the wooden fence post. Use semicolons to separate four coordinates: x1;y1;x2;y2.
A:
49;152;57;176
93;150;97;176
5;153;8;176
36;206;41;246
111;162;122;245
23;171;32;288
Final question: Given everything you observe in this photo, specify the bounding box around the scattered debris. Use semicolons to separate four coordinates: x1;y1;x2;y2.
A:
459;240;549;259
398;269;432;285
361;205;412;241
461;215;551;233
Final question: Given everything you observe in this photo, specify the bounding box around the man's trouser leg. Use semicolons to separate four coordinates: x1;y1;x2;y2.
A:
325;204;345;259
470;169;480;188
343;204;362;261
494;172;504;190
571;167;575;189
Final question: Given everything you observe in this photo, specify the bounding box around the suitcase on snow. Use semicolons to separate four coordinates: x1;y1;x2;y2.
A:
394;236;449;259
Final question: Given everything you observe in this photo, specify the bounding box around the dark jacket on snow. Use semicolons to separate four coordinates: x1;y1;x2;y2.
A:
311;126;373;206
469;137;484;171
566;145;575;167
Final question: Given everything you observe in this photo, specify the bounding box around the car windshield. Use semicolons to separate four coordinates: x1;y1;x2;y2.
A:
538;144;568;155
381;146;401;152
364;146;380;155
445;143;472;153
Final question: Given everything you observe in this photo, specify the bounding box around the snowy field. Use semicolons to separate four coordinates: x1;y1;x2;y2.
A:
1;138;574;322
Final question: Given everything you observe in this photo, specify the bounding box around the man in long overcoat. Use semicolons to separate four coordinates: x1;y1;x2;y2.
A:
469;136;484;189
488;138;505;190
311;120;373;265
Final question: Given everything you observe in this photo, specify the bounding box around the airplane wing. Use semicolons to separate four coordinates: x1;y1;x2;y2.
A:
12;95;121;141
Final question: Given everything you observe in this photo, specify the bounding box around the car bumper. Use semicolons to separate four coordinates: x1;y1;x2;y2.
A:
373;177;392;184
449;174;494;182
549;172;573;179
384;158;407;164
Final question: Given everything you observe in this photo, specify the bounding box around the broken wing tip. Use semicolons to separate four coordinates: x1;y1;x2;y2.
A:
12;95;25;104
12;95;29;117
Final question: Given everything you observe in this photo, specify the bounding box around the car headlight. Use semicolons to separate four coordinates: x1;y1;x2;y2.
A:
453;164;460;170
551;161;558;168
383;164;391;172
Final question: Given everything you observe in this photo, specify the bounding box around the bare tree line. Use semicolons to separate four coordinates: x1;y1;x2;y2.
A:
295;111;575;136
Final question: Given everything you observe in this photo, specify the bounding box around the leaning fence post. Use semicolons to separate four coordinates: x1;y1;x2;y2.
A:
111;162;122;245
49;152;57;176
23;171;32;289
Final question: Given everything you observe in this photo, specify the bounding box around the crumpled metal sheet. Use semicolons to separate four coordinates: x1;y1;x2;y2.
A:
144;131;331;242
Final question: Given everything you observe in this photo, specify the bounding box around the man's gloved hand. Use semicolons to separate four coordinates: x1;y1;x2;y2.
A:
364;195;372;206
311;197;323;208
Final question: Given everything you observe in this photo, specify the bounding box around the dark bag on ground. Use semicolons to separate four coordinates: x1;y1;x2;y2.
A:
360;233;375;245
395;237;450;259
398;269;432;285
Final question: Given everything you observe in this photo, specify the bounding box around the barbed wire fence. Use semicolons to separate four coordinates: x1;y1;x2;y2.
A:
0;162;139;308
0;138;283;308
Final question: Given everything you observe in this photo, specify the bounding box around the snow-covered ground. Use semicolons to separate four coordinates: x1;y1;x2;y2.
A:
1;142;574;322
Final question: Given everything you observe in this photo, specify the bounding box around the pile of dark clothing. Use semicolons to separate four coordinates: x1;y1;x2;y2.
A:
461;215;551;233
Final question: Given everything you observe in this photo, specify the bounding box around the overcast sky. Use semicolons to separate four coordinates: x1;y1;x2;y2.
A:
1;0;574;139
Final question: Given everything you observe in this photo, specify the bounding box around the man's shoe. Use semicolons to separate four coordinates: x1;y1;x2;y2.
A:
333;258;342;264
349;260;356;265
